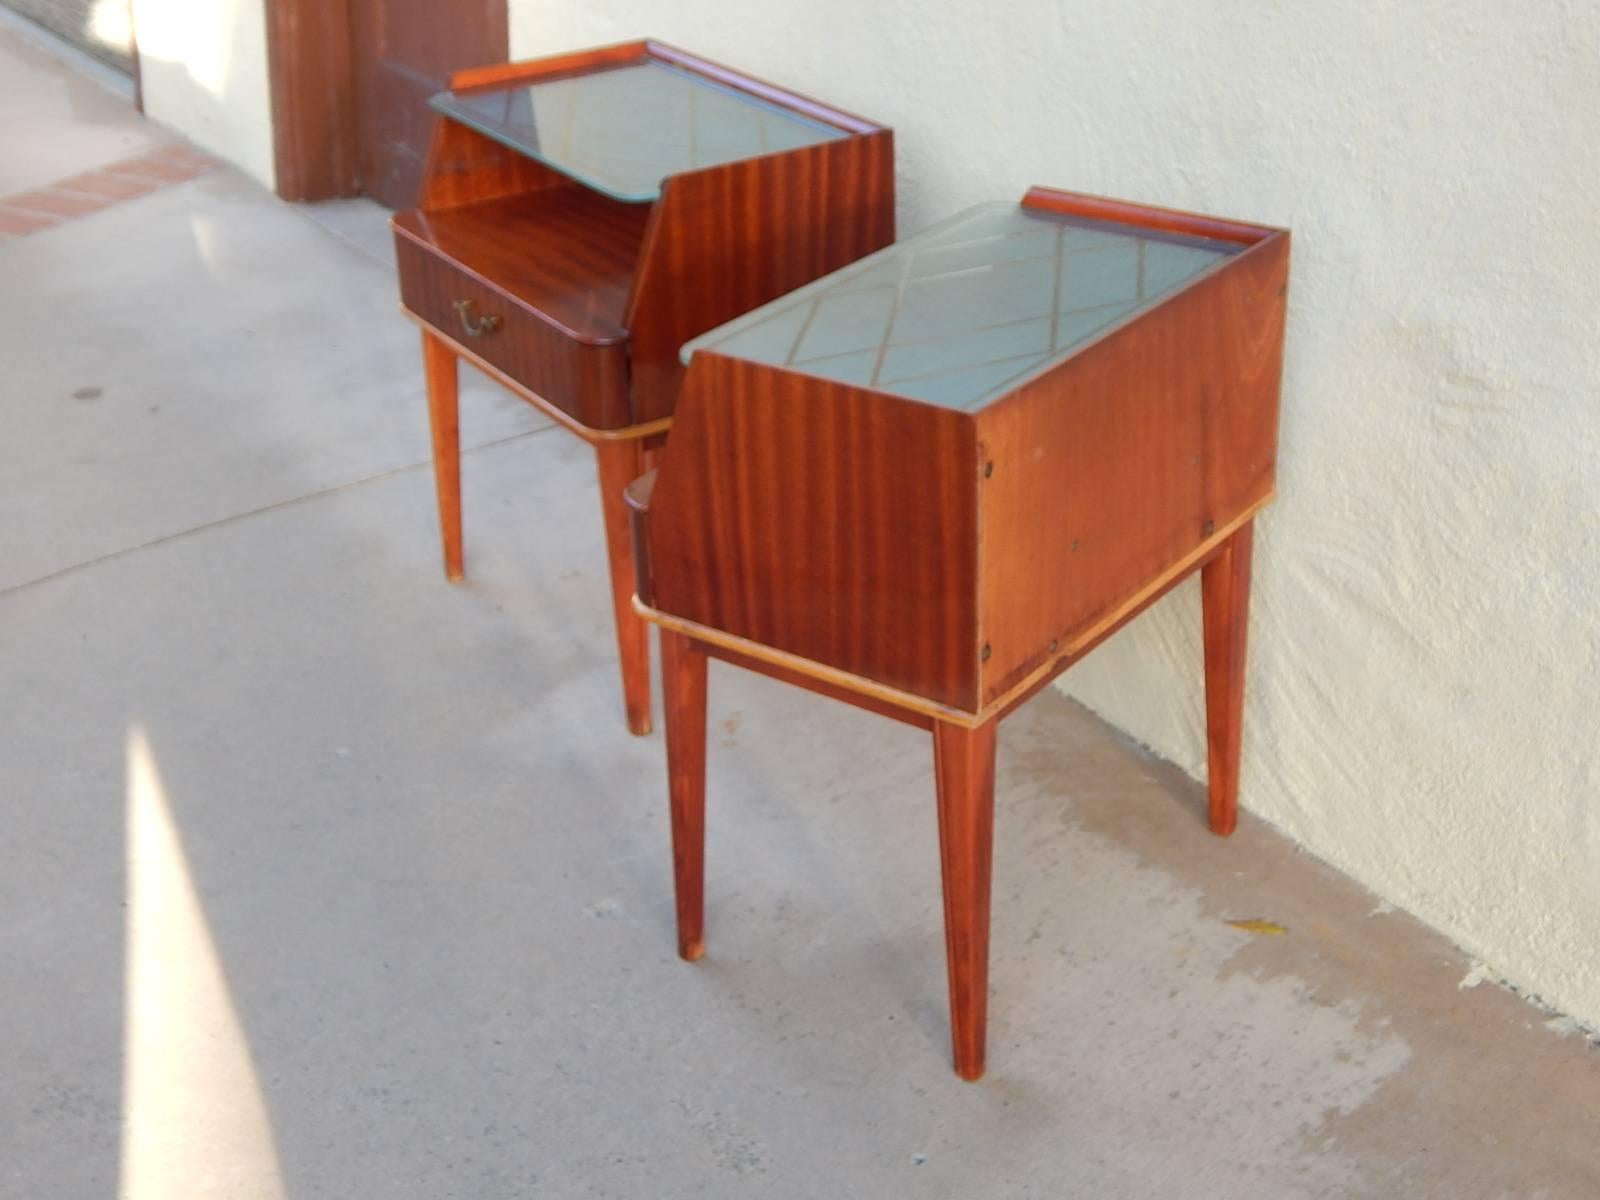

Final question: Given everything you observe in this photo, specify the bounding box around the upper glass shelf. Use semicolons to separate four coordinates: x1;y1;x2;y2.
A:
684;202;1242;412
431;59;846;203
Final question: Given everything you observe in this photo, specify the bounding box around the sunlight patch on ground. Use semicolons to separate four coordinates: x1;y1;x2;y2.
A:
119;725;285;1200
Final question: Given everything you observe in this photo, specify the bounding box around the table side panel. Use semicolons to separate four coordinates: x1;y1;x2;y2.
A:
625;129;895;425
647;353;982;711
395;227;631;427
418;118;579;211
973;231;1290;706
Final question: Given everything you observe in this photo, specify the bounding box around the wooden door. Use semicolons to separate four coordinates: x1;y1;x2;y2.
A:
349;0;508;208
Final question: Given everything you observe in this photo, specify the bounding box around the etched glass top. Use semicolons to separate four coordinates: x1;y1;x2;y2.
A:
431;59;845;203
683;202;1240;411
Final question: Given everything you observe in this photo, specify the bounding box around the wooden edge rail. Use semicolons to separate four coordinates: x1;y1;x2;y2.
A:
398;307;672;444
634;597;982;727
447;41;648;93
1022;186;1285;247
633;497;1269;729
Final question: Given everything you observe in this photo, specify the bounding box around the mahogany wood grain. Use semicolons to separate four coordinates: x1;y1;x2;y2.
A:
399;309;671;446
646;353;981;709
421;330;463;581
416;120;580;213
633;188;1289;1076
595;438;652;736
933;718;997;1081
264;0;358;202
396;42;894;733
624;129;895;423
1201;520;1254;837
632;468;933;731
393;193;648;428
643;213;1285;716
638;502;1265;734
973;225;1289;708
397;192;649;343
987;504;1266;727
660;629;709;960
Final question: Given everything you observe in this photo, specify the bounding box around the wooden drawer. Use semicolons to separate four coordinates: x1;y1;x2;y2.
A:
394;219;632;429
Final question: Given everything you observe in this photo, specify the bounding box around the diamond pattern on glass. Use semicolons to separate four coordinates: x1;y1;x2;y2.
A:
432;60;844;203
690;203;1238;412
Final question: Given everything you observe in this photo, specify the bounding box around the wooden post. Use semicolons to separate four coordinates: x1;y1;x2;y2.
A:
660;630;708;960
421;331;463;582
1201;520;1255;836
933;718;997;1080
594;438;653;735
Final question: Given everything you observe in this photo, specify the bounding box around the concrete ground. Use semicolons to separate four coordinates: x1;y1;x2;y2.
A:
2;18;1598;1200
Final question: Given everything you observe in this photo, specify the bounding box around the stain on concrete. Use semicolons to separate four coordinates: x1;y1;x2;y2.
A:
1005;690;1600;1197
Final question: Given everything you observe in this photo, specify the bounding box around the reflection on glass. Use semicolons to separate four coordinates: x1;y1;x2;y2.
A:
432;60;845;203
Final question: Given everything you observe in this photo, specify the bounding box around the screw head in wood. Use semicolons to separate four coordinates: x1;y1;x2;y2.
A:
981;643;991;662
983;461;994;478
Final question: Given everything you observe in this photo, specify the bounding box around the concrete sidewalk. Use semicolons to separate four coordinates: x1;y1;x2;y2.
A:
1;19;1597;1200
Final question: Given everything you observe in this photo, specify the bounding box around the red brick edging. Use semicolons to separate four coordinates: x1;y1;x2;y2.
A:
0;144;217;239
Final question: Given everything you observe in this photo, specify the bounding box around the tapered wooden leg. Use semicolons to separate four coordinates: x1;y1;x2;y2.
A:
594;438;652;735
933;718;997;1081
421;331;463;582
659;630;708;961
1201;520;1255;837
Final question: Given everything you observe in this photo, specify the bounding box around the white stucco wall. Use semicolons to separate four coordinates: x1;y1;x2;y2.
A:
129;0;273;189
512;3;1600;1026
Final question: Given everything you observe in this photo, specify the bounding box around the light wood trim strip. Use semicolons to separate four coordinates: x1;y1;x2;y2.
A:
636;497;1270;728
635;600;984;728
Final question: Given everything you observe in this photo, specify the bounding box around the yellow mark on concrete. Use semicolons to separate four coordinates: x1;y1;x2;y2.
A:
1227;918;1288;935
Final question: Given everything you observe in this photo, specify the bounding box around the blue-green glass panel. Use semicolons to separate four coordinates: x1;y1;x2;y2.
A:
430;59;844;203
684;202;1241;411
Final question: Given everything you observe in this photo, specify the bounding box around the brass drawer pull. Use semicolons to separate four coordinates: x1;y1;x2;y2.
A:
452;299;502;338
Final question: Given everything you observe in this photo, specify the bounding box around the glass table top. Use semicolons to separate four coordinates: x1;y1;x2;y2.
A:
683;202;1241;411
431;59;846;203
